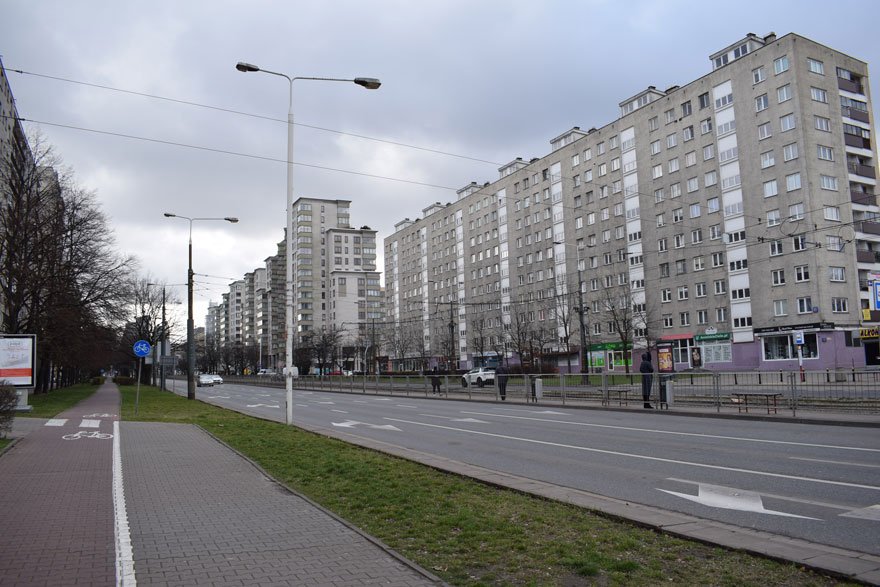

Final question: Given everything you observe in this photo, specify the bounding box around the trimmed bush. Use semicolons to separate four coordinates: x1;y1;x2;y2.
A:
90;376;106;385
0;384;16;438
113;376;135;386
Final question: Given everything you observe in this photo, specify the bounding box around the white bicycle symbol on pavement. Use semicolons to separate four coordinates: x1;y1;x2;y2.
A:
62;431;114;440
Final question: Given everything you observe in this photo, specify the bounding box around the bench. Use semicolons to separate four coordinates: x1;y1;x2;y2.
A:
604;386;633;406
731;391;783;414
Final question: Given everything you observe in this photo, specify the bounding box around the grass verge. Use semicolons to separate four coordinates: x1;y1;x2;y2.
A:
18;383;99;418
121;384;854;586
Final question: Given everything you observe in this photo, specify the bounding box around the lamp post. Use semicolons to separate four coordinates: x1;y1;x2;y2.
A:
164;213;239;400
236;61;380;425
555;241;589;374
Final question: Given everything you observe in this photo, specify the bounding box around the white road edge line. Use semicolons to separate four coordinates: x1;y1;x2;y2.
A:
789;456;880;469
385;417;880;491
113;421;136;587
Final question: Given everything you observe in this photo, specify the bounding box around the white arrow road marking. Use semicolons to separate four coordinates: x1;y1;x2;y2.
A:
246;404;280;408
840;505;880;521
395;404;419;409
45;419;68;427
331;410;349;414
331;420;401;431
658;483;821;520
80;419;101;428
418;414;490;423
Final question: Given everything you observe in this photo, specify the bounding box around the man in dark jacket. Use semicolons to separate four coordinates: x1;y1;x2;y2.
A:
496;364;508;400
639;352;654;409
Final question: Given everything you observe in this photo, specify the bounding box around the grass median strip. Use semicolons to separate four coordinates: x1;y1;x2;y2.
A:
120;384;854;586
17;383;99;418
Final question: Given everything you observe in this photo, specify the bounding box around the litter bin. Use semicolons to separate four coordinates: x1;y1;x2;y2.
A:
658;374;674;409
534;377;543;400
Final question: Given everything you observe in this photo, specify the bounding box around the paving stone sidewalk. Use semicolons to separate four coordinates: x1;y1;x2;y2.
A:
120;420;442;586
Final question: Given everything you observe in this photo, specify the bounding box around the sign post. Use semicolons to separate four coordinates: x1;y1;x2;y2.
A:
793;330;805;382
133;340;152;415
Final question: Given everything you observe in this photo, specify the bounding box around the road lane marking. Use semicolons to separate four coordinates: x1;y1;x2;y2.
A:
658;483;820;520
80;419;101;428
395;404;419;409
332;409;349;414
419;414;490;423
840;505;880;521
461;411;880;453
385;417;880;491
112;421;136;586
45;419;67;427
666;478;853;511
789;457;880;469
332;420;401;431
246;404;280;408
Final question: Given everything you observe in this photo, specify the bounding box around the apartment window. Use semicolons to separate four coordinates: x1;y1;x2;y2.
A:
685;151;697;167
795;265;810;282
681;101;692;117
793;235;807;251
654;188;664;202
780;113;796;132
670;183;681;198
763;179;778;198
667;133;677;148
729;259;748;272
704;170;718;186
731;288;750;300
826;235;844;251
703;143;715;160
673;208;684;223
774;55;790;74
693;256;705;271
678;285;689;300
661;288;672;302
770;239;783;256
683;126;694;141
786;173;801;191
674;233;685;248
609;135;619;149
773;299;788;316
824;205;841;221
691;228;704;244
611;157;621;171
733;317;752;328
658;237;668;252
767;209;781;226
820;175;838;190
680;312;690;326
699;92;711;109
599;163;607;176
715;92;733;109
711;252;724;267
697;310;709;325
650;140;661;155
709;224;722;240
665;109;676;124
817;145;833;161
797;296;813;314
831;297;848;313
783;142;798;161
777;84;792;103
660;263;670;277
663;314;674;328
716;307;728;322
755;94;769;112
753;67;766;84
808;58;825;75
685;177;698;193
648;116;659;131
761;150;775;168
772;269;786;286
810;87;828;103
668;158;680;173
758;122;772;140
696;282;707;297
656;214;665;228
714;279;727;294
700;118;713;135
815;116;831;132
789;202;804;220
829;266;846;282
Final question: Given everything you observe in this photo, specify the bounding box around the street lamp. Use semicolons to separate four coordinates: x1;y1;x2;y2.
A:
236;61;380;425
555;241;590;374
164;213;239;400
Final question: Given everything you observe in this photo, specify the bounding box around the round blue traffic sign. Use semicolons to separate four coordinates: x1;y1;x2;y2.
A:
133;340;152;357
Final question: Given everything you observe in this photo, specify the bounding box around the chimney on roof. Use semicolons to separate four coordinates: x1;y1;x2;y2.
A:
764;32;777;43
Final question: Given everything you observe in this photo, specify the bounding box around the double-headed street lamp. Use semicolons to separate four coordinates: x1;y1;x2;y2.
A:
164;213;239;400
235;61;380;425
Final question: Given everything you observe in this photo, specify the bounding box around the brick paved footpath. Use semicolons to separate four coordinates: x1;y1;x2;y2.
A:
0;382;442;586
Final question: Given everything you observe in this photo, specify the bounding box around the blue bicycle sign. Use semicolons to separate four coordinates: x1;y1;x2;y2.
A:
133;340;152;357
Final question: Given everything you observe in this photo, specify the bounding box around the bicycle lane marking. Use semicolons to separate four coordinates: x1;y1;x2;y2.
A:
113;421;136;586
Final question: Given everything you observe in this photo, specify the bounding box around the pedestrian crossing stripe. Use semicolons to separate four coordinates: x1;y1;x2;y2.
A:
45;419;68;427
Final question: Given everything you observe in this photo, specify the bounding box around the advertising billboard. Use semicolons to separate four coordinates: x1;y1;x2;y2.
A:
0;334;37;387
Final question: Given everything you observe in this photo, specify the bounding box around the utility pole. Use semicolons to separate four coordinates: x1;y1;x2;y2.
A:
448;300;455;371
160;287;167;391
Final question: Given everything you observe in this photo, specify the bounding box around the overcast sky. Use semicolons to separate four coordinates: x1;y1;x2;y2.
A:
2;0;879;329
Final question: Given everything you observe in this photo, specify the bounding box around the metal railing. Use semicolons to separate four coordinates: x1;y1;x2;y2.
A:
223;369;880;415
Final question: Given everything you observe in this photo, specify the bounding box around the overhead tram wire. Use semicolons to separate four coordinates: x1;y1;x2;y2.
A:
6;68;504;167
2;114;459;192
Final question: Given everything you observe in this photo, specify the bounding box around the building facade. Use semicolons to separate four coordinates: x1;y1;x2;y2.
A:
385;32;880;372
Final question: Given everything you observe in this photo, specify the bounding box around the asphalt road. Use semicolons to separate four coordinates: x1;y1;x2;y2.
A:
173;379;880;556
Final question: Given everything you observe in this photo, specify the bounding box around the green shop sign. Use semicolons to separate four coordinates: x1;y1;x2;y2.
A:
588;341;632;351
694;332;731;342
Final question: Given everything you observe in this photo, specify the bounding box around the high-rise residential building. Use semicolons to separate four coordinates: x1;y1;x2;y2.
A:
385;32;879;372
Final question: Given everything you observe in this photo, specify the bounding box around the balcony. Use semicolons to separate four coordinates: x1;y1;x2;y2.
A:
857;221;880;235
848;163;877;179
838;77;864;94
851;190;877;206
842;106;871;124
845;133;872;150
856;249;880;263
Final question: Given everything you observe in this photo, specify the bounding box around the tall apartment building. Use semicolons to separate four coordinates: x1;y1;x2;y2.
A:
385;32;880;372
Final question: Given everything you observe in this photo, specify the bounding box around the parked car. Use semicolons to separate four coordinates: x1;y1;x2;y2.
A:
210;374;223;385
461;367;496;388
197;374;214;387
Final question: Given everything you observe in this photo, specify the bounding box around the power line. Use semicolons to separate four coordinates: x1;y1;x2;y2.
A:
6;68;505;166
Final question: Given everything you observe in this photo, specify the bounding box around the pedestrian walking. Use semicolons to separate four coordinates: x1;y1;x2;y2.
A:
639;352;654;409
430;367;441;395
496;364;508;400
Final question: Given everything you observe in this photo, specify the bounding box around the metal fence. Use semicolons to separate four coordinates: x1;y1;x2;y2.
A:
222;369;880;415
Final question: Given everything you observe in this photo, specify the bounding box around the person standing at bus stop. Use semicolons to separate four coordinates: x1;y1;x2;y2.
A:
496;364;508;400
639;352;654;409
430;367;441;395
